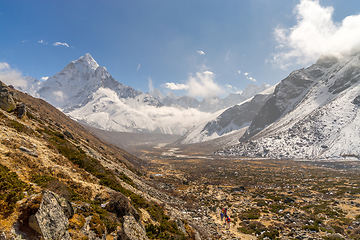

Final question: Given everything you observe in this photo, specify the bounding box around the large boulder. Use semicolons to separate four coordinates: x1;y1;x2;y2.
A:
16;103;27;119
104;192;140;223
118;215;149;240
28;190;71;240
0;81;16;112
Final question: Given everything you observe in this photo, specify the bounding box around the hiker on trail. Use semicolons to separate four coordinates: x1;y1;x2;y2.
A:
224;208;227;222
220;211;224;221
226;215;231;229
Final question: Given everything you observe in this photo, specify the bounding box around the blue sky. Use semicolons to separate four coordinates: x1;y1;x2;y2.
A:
1;0;360;99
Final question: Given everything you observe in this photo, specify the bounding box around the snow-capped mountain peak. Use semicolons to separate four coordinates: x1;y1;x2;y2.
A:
70;53;100;74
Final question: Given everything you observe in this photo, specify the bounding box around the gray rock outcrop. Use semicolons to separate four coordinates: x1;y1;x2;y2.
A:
176;219;188;236
16;103;27;119
29;190;71;240
0;81;16;112
121;215;149;240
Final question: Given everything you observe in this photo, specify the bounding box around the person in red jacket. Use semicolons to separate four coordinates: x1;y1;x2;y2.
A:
226;215;231;229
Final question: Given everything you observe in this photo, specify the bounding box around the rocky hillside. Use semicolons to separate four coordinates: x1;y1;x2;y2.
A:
0;81;215;239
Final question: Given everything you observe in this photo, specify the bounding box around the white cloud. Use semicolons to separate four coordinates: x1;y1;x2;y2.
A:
137;64;141;71
165;82;189;90
0;62;27;88
148;77;154;92
247;77;257;82
0;62;10;70
38;39;47;44
41;76;49;81
197;50;205;55
241;71;256;82
166;70;225;98
53;41;69;47
237;70;241;74
272;0;360;69
53;91;66;102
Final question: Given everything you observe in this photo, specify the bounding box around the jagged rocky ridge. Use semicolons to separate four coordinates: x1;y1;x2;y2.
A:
0;81;217;239
217;54;360;159
152;83;270;113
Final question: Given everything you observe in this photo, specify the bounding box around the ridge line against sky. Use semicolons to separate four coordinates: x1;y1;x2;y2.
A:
1;0;360;99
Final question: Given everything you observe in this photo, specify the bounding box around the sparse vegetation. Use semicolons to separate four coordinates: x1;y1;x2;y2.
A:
0;164;29;217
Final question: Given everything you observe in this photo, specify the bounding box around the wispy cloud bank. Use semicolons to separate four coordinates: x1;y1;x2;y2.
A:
197;50;205;55
166;70;225;98
53;41;69;47
271;0;360;69
137;64;141;71
0;62;26;88
41;76;49;81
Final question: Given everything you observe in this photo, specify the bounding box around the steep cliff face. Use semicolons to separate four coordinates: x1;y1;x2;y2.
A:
0;82;207;239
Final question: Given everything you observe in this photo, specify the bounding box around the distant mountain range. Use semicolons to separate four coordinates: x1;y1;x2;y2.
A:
17;52;360;159
19;53;268;135
150;83;269;113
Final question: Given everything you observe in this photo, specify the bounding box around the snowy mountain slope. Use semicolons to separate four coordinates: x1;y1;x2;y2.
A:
175;86;276;144
17;76;42;97
68;87;211;134
22;54;209;135
217;53;360;159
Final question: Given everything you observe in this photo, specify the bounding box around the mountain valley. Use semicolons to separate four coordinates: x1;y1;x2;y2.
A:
2;51;360;240
2;81;360;240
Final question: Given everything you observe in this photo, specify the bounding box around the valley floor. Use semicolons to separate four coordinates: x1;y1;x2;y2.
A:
138;145;360;239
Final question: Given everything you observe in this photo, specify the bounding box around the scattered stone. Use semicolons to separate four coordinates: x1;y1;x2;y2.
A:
19;146;38;157
231;186;245;192
63;130;74;139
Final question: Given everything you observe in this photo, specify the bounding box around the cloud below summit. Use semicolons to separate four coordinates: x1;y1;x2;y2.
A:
272;0;360;69
166;70;225;98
